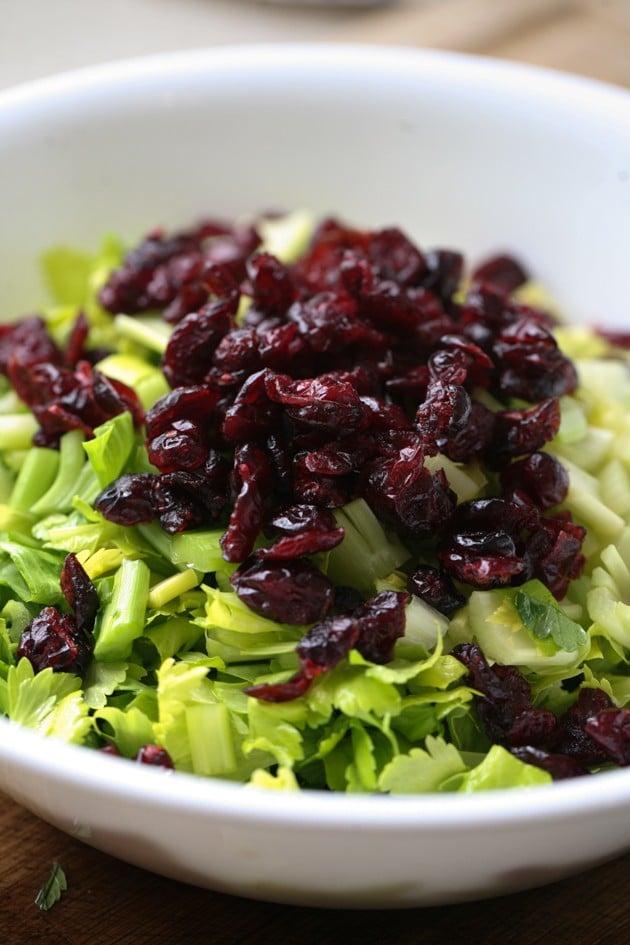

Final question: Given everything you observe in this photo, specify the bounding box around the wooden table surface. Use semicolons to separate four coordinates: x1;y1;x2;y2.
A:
2;1;630;942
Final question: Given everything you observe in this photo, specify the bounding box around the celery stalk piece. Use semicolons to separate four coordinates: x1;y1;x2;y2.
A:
328;498;410;592
185;702;236;777
148;569;201;610
31;430;89;517
96;351;169;409
8;446;59;512
0;458;15;504
94;558;151;661
112;315;172;355
258;210;314;264
169;529;226;572
0;414;39;451
82;411;135;488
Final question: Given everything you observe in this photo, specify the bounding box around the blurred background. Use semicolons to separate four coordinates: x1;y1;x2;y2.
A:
1;0;629;92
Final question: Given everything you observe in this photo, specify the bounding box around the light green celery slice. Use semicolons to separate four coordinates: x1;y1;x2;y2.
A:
258;209;314;263
0;459;14;504
328;498;410;592
423;454;487;502
455;589;589;674
600;544;630;600
82;412;135;487
0;541;64;605
0;414;39;452
41;245;96;306
96;352;169;408
457;745;552;792
399;596;449;653
598;458;630;518
113;315;172;355
554;395;588;445
550;426;613;473
247;766;299;790
148;570;202;610
562;458;625;541
8;446;59;513
94;558;151;661
169;529;226;572
31;430;89;517
186;702;236;776
93;705;155;757
1;658;88;744
244;697;306;767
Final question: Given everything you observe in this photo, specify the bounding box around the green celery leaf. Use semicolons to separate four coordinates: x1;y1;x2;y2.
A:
35;862;68;912
515;581;588;652
378;735;467;793
457;744;552;791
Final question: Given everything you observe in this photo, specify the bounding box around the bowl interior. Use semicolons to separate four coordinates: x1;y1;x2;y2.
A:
1;45;629;326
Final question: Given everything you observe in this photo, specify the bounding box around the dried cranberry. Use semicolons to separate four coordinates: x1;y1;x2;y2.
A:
246;252;297;315
230;556;334;625
510;746;588;780
552;688;616;765
162;296;237;388
220;444;275;563
18;606;93;676
452;642;556;748
359;448;456;538
0;316;63;374
95;473;156;526
472;253;528;296
408;565;465;616
353;590;409;664
59;553;99;633
500;452;569;509
135;745;175;768
488;398;562;468
585;708;630;766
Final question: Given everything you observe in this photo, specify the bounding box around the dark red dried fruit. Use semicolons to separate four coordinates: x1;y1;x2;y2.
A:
500;452;569;510
0;316;63;375
408;565;465;616
489;398;562;469
245;590;408;702
135;744;175;768
359;446;456;538
220;444;275;563
352;590;409;664
552;688;616;765
59;552;99;633
452;642;556;747
585;708;630;766
472;253;528;296
230;556;334;625
17;605;93;676
95;473;156;526
509;746;589;780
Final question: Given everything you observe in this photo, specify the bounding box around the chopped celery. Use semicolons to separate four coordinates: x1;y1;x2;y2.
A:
94;558;151;661
8;446;59;512
328;498;410;592
0;413;39;451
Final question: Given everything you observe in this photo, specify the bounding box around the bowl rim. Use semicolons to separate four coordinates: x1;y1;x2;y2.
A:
1;42;629;832
2;714;630;830
0;41;629;117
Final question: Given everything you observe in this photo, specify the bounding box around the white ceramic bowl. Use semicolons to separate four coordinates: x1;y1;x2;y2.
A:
1;45;630;909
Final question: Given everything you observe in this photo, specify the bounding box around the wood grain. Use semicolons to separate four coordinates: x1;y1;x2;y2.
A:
333;0;630;87
0;790;629;945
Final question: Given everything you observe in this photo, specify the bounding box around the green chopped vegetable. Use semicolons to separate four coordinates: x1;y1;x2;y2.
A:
35;861;68;912
2;213;630;795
